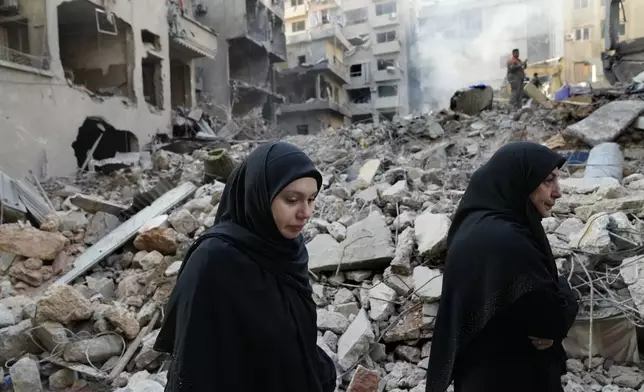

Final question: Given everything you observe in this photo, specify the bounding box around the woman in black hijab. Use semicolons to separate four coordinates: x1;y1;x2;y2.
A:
425;142;579;392
154;141;337;392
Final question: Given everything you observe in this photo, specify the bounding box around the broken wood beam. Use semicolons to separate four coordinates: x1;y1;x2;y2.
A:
108;310;160;382
203;148;237;183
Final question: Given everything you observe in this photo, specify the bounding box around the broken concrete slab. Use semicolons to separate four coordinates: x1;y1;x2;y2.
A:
308;211;394;272
317;309;350;335
10;356;43;392
559;177;621;194
391;227;415;275
0;224;67;260
568;213;613;255
574;195;644;221
564;100;644;146
412;266;443;302
69;193;126;216
368;283;397;321
63;334;124;364
337;309;375;371
84;211;121;245
35;284;93;324
414;212;450;258
357;159;381;185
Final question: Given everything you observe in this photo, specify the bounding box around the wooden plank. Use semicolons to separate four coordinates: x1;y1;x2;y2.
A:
54;182;197;285
108;310;160;381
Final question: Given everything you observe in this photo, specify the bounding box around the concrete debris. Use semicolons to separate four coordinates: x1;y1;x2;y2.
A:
0;98;643;390
564;100;644;146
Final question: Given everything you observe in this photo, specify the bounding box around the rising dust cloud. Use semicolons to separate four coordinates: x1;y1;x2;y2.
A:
416;0;559;111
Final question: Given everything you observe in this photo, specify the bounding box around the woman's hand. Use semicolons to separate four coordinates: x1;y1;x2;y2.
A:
528;336;553;350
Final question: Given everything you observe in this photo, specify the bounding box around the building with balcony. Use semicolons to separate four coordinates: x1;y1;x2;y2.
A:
563;0;644;85
278;0;351;134
412;0;563;112
341;0;414;122
196;0;286;123
0;0;218;179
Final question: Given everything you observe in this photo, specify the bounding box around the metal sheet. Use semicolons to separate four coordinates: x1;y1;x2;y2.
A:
55;182;197;285
0;171;26;214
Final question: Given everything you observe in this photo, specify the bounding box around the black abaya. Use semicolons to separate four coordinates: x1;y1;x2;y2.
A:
425;142;579;392
154;142;336;392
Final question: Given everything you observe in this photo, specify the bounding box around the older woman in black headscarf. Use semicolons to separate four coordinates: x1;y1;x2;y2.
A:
425;142;579;392
154;142;336;392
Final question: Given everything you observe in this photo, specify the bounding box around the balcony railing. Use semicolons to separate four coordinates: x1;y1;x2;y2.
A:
0;45;50;70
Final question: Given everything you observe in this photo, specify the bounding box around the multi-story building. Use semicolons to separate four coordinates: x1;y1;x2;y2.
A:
0;0;217;178
277;0;351;134
413;0;563;111
196;0;286;123
342;0;413;122
563;0;644;84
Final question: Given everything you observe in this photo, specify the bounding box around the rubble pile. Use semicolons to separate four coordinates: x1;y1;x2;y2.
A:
0;100;643;391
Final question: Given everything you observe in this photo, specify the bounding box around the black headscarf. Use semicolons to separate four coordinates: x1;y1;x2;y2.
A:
175;141;322;291
426;142;567;392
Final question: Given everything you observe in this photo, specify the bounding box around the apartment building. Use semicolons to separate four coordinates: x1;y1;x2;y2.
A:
413;0;563;111
563;0;644;84
277;0;351;134
0;0;217;178
342;0;413;122
196;0;286;123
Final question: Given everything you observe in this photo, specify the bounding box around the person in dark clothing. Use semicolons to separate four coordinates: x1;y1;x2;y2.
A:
507;48;527;109
532;72;543;88
154;141;337;392
425;141;579;392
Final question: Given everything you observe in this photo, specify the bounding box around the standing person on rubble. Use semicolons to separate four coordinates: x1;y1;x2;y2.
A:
425;142;579;392
507;48;527;109
154;141;337;392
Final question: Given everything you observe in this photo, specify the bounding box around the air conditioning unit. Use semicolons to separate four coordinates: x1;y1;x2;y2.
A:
565;32;575;41
0;0;19;13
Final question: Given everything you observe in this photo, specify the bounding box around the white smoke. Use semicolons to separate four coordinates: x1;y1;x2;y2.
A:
415;0;561;110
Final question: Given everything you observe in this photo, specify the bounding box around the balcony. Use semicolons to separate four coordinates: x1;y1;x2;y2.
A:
168;12;218;59
287;25;351;48
278;58;349;84
373;40;401;55
285;3;307;19
348;102;372;116
372;13;399;28
373;68;401;82
343;22;371;40
374;95;399;109
281;99;351;117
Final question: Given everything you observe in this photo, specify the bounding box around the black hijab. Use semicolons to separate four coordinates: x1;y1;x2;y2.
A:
426;142;566;392
175;141;322;291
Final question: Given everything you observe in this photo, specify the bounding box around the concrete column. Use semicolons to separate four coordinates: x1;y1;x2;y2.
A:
315;74;321;99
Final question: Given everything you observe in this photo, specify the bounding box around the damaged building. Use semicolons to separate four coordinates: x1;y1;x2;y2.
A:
0;0;217;179
277;0;351;134
197;0;285;123
342;0;414;123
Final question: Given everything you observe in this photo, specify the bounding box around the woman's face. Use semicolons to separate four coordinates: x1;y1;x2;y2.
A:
271;177;318;239
529;168;562;218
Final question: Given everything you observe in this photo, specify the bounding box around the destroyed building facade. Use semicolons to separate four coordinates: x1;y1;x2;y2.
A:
0;0;217;179
196;0;285;123
341;0;414;123
277;0;351;134
413;0;564;111
562;0;643;84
